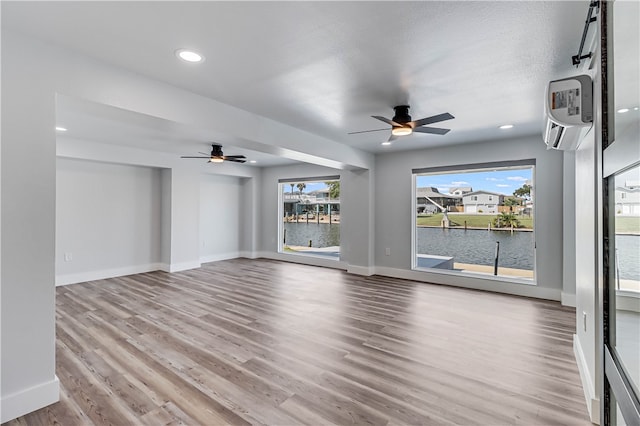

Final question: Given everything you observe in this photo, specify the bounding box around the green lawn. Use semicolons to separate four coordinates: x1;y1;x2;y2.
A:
615;216;640;234
417;213;533;229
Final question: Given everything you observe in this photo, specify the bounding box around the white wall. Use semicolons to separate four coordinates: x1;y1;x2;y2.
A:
56;158;162;285
374;135;565;300
574;130;600;423
563;151;577;307
1;33;59;423
200;174;242;263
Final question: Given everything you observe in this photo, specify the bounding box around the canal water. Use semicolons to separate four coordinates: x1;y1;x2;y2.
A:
417;227;534;270
616;234;640;281
282;223;639;280
283;222;340;248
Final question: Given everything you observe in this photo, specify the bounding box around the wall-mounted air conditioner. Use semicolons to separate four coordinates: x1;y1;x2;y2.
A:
543;75;593;150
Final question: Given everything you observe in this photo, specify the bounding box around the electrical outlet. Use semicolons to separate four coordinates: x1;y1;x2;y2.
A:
64;252;73;262
385;247;391;256
583;311;587;332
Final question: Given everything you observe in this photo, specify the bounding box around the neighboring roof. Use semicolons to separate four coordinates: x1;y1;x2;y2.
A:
416;187;460;199
449;187;473;193
463;190;506;197
616;186;640;193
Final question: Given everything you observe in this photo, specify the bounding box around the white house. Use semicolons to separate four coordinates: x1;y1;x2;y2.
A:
462;190;505;214
449;187;473;196
615;186;640;216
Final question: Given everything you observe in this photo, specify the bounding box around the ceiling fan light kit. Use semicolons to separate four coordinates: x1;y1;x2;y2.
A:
391;126;413;136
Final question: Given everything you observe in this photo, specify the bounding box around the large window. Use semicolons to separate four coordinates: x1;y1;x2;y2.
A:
413;161;535;281
278;177;340;259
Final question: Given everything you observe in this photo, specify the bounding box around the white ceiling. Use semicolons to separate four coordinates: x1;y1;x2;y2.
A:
3;1;593;165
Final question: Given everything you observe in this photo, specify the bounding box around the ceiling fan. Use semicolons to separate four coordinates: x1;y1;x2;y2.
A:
349;105;454;143
181;144;246;163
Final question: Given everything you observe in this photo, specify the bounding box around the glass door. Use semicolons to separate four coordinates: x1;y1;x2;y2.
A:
602;1;640;424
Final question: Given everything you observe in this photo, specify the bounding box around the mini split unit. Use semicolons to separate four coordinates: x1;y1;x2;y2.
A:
543;75;593;151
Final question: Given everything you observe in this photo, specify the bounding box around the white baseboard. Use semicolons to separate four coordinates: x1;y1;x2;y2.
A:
561;291;577;307
374;266;561;301
56;263;163;286
347;265;375;276
573;334;600;425
0;376;60;423
200;252;240;264
238;250;258;259
163;260;201;273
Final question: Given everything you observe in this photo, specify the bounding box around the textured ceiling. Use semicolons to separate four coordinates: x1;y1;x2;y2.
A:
3;1;592;162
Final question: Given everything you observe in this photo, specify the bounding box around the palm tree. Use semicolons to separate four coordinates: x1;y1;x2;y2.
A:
296;182;306;199
493;212;521;228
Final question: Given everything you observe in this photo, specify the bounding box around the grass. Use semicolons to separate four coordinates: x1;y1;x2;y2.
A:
417;213;533;229
615;216;640;234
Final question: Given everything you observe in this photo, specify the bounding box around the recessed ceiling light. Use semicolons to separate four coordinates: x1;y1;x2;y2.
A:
55;126;67;132
381;141;392;146
617;108;630;113
634;107;639;111
499;124;514;129
175;49;204;63
249;160;257;164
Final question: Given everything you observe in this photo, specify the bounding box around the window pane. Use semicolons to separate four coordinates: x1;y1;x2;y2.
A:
280;180;340;259
612;164;640;396
414;164;534;280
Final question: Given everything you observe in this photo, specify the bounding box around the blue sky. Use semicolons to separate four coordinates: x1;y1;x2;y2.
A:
282;181;329;194
416;167;532;196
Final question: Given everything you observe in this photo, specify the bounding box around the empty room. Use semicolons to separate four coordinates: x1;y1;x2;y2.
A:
1;1;639;425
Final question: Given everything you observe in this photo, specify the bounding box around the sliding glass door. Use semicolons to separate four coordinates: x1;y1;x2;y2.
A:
602;1;640;424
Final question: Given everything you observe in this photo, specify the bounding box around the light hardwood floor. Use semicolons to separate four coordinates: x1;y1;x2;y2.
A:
6;258;591;425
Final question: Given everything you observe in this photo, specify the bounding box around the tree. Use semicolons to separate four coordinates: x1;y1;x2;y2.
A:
325;181;340;199
513;184;531;201
289;183;295;196
493;212;521;228
296;182;306;198
504;197;520;212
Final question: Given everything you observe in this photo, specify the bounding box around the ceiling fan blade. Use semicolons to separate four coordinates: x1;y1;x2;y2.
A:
387;134;399;142
413;127;451;135
181;156;212;159
411;112;455;127
348;128;390;135
372;116;403;127
225;158;247;163
223;155;246;159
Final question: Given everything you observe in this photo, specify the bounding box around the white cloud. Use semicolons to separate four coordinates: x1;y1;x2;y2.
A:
496;184;511;188
486;177;501;181
451;181;469;185
507;176;528;181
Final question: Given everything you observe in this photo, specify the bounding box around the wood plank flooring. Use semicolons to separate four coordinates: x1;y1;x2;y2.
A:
6;258;591;425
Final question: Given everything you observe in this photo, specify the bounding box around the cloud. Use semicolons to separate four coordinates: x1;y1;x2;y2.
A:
496;184;511;188
451;181;469;185
507;176;528;181
486;177;501;181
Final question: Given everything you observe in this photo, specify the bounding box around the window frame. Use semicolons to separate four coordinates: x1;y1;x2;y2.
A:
411;160;537;285
277;175;341;260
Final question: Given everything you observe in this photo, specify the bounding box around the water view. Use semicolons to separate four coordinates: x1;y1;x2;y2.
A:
417;227;534;270
283;222;340;248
